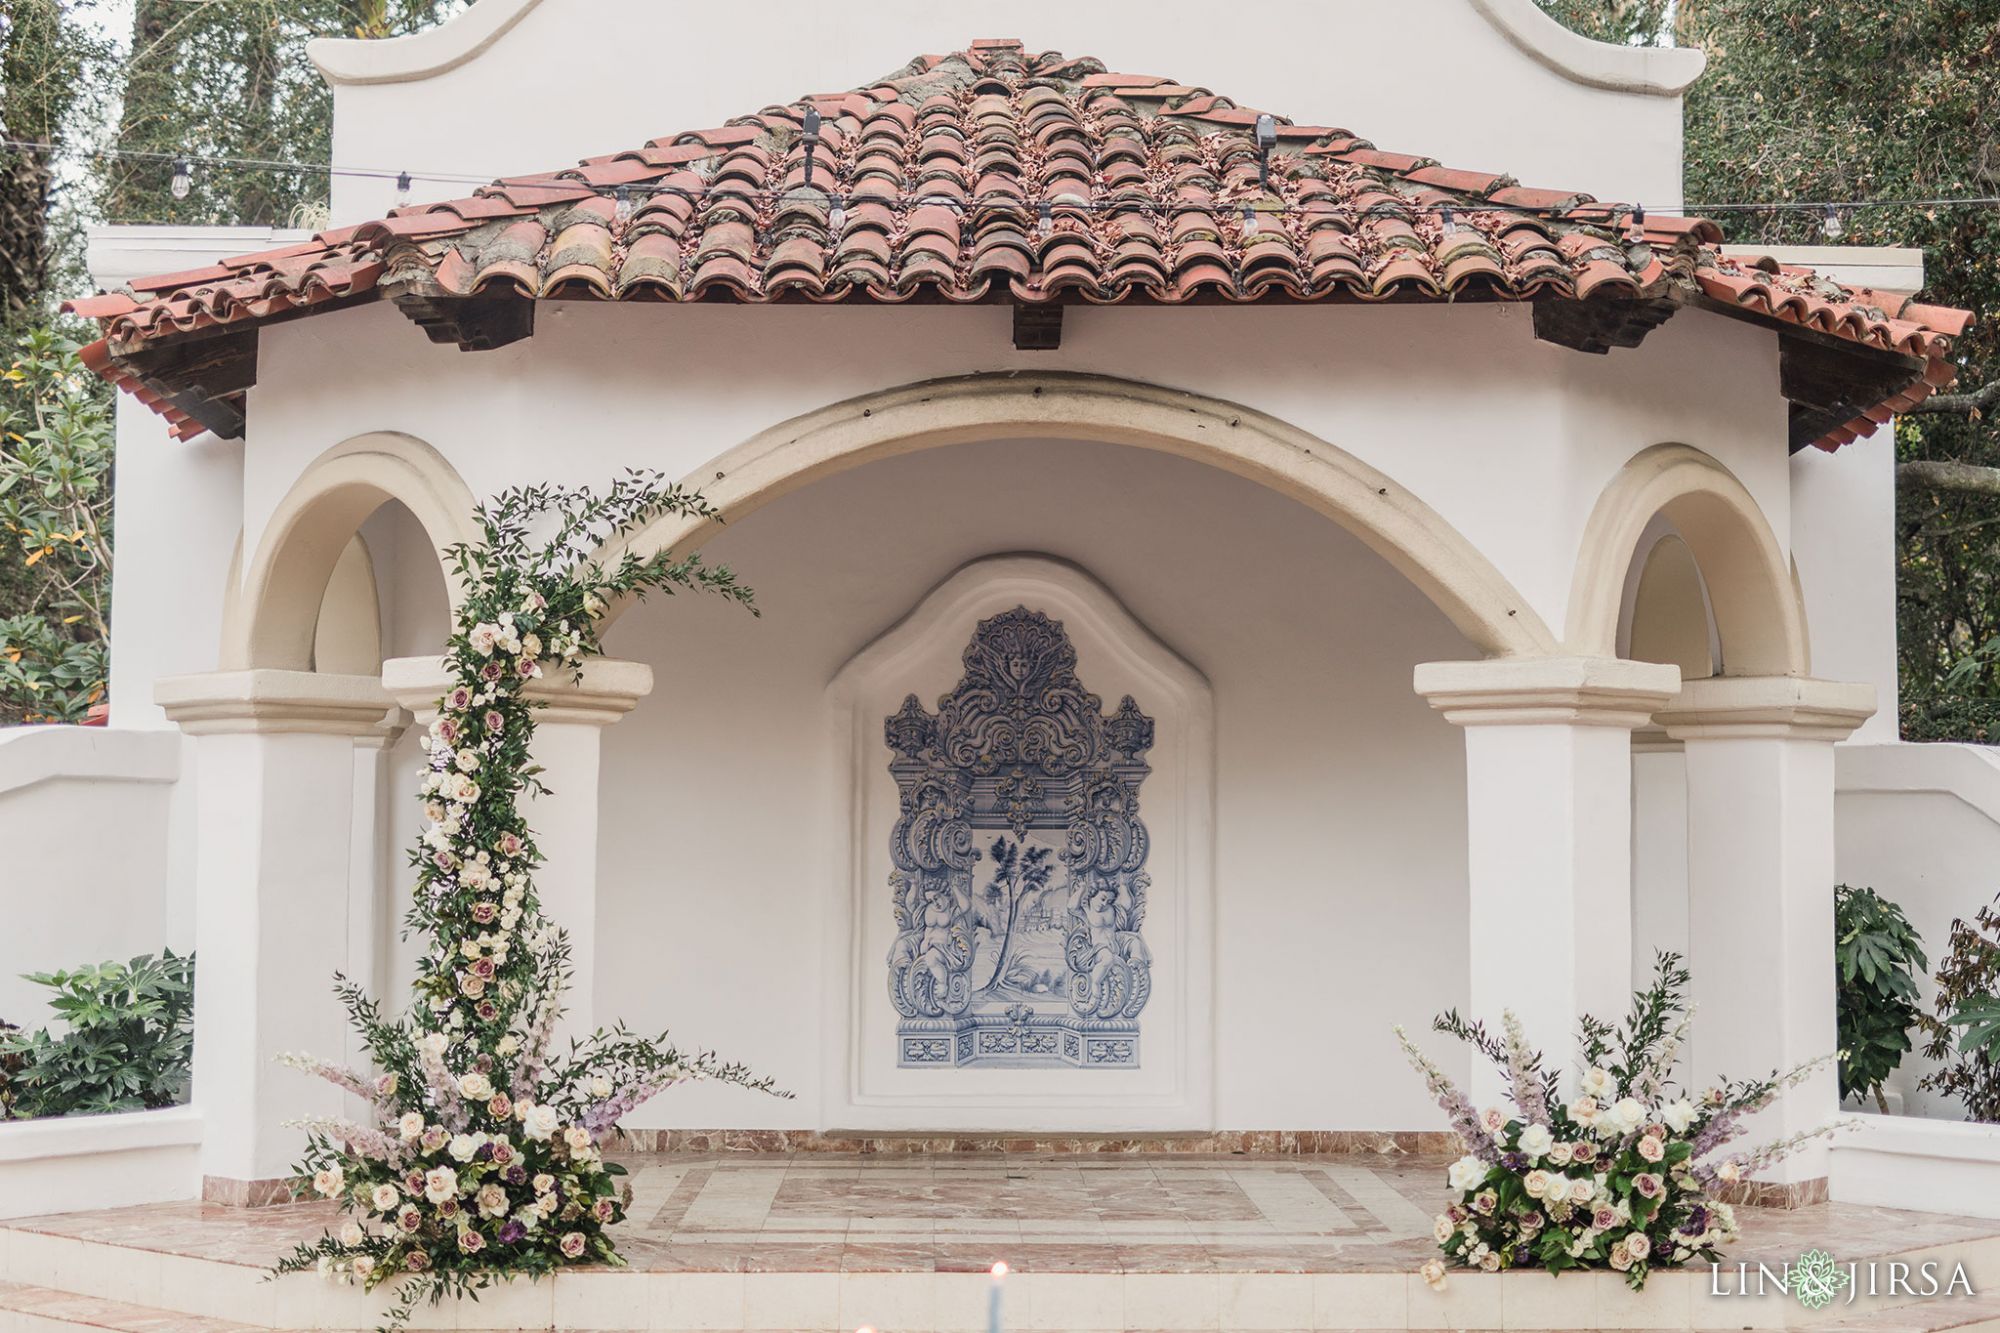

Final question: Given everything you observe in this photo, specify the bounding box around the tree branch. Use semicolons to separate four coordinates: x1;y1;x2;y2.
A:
1908;382;2000;417
1900;459;2000;498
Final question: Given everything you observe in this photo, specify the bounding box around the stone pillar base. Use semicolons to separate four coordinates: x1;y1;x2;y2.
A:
201;1175;296;1208
1716;1175;1831;1210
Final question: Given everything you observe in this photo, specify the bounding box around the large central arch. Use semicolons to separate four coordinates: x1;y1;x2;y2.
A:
600;372;1554;659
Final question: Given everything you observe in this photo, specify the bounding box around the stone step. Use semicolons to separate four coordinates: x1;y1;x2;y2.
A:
8;1229;2000;1331
0;1277;263;1332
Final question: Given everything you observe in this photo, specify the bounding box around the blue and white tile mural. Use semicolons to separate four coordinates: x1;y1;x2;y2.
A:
884;606;1154;1068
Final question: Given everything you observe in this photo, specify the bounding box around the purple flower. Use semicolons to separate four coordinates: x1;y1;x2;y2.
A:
1500;1151;1526;1171
498;1221;526;1245
504;1164;528;1185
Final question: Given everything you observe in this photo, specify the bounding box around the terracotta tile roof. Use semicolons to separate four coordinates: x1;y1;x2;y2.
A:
67;40;1969;450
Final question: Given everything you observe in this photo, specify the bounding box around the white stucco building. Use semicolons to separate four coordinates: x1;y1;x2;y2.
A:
8;0;2000;1256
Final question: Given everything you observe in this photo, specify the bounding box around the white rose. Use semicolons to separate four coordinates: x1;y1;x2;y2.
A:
371;1183;400;1211
421;1033;449;1057
1580;1067;1616;1099
1659;1099;1696;1134
448;1133;482;1163
468;623;499;656
352;1254;375;1281
339;1219;365;1246
1610;1097;1646;1133
1517;1123;1554;1159
564;1126;593;1152
1568;1095;1599;1127
1627;1232;1651;1261
1567;1177;1596;1206
497;1035;520;1057
312;1166;345;1198
588;1075;613;1099
523;1104;560;1141
1446;1154;1486;1192
458;1072;494;1102
423;1166;458;1204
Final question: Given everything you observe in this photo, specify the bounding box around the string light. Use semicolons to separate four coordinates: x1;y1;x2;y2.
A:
169;158;191;200
4;136;1995;230
395;171;413;207
1441;206;1456;235
1241;203;1259;236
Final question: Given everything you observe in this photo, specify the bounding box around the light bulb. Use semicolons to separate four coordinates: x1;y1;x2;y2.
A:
1822;204;1844;240
1037;201;1053;238
614;186;636;223
170;159;191;201
827;201;846;232
1441;206;1456;236
1241;204;1259;236
395;172;412;207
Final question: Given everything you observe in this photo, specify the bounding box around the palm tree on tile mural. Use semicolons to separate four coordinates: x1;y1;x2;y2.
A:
977;835;1055;995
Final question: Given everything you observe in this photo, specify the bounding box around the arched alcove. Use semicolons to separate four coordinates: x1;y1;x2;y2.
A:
1624;532;1716;681
599;372;1554;662
1568;443;1807;678
227;432;479;672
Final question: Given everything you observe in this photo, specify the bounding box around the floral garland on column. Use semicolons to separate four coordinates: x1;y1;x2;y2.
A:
276;474;782;1322
1399;953;1838;1291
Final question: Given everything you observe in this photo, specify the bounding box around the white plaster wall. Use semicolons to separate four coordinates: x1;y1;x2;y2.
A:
0;729;185;1022
318;0;1696;226
588;437;1474;1131
1835;743;2000;1120
1793;432;1901;742
239;298;1784;685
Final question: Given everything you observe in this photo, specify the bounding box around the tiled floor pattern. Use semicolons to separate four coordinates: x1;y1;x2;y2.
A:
12;1153;1997;1275
5;1155;2000;1330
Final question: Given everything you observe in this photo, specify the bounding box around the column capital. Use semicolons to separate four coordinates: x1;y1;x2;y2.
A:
381;655;654;727
1414;656;1681;729
155;670;396;737
1658;676;1875;742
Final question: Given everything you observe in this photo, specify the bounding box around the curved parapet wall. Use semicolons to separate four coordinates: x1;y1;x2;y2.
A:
312;0;1701;94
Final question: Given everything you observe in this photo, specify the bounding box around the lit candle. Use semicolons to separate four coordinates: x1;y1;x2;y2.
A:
989;1260;1009;1333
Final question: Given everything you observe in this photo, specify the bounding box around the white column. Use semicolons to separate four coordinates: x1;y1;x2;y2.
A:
1416;657;1681;1103
1659;676;1874;1192
156;670;397;1198
381;656;653;1039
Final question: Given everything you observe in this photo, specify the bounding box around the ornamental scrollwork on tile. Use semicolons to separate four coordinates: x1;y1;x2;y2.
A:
885;607;1154;1068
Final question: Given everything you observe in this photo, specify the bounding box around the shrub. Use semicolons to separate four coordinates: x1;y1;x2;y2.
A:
0;950;194;1119
1921;890;2000;1122
1398;953;1835;1290
1834;885;1927;1111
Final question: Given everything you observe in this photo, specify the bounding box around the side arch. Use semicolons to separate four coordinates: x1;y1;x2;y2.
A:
225;432;481;671
600;372;1555;659
1567;443;1808;677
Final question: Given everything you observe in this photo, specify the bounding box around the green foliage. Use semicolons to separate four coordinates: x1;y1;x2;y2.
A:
1922;890;2000;1121
1539;1;2000;741
0;0;115;330
1833;885;1928;1109
0;951;194;1119
0;325;113;723
276;474;778;1319
105;1;463;228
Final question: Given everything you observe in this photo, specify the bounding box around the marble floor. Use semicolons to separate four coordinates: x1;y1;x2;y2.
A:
9;1151;1999;1277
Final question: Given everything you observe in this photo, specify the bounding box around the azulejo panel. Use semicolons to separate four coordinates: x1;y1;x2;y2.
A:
885;606;1154;1069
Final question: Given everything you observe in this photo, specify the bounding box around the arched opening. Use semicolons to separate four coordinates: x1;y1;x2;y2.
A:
1568;442;1806;678
598;371;1555;660
1623;530;1717;681
226;432;479;672
593;430;1485;1133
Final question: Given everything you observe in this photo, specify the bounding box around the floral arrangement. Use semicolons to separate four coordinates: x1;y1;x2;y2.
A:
275;474;783;1324
1397;953;1837;1291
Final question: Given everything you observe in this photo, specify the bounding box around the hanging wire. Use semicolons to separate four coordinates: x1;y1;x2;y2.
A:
8;136;2000;227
